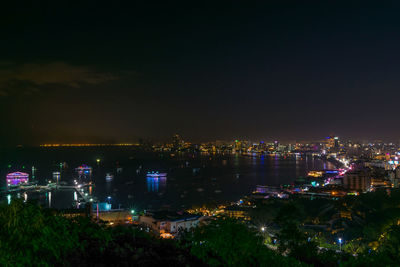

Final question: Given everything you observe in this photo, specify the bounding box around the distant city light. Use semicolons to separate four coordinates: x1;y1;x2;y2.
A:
41;143;138;147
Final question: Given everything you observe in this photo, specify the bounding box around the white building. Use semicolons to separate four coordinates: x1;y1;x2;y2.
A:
139;211;201;235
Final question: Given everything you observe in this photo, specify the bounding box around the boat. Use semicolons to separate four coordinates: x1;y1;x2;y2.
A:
146;171;167;178
106;173;114;181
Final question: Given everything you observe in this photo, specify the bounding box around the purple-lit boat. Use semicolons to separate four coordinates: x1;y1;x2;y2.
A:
6;172;29;186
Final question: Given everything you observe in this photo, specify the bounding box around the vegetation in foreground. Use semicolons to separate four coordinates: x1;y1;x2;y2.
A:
1;194;400;266
0;200;296;266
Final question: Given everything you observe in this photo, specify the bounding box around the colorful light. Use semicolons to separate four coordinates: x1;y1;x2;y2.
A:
6;172;29;186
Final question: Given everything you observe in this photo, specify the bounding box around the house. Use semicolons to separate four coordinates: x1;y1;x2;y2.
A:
139;211;201;236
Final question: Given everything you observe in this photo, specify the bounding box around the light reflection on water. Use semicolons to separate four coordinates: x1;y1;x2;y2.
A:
1;152;335;210
147;177;167;193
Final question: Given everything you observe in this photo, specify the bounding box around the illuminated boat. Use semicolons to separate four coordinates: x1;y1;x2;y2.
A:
6;172;29;187
106;173;114;181
75;164;92;174
75;164;93;179
146;171;167;178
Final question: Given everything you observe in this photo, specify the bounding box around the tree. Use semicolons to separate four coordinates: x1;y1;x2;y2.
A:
182;218;304;266
0;200;79;266
0;200;204;266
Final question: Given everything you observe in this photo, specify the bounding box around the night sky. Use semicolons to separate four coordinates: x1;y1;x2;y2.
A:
2;2;400;145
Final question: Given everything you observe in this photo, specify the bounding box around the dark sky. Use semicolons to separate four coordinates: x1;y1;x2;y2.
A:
1;2;400;145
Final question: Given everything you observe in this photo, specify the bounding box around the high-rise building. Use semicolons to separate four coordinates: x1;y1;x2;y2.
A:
53;172;61;184
343;170;371;192
325;135;334;148
259;141;266;150
234;140;242;152
334;137;340;148
326;135;340;151
172;134;184;151
274;140;279;150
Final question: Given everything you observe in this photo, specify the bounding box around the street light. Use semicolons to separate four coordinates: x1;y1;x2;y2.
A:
131;209;135;214
261;227;265;232
338;238;342;251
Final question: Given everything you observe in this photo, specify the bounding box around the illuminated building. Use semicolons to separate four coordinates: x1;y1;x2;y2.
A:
343;170;371;192
32;166;36;180
325;135;339;149
371;178;388;187
139;211;200;235
93;210;132;225
92;202;112;212
6;172;29;186
334;137;340;148
259;141;266;151
308;171;324;178
234;140;242;152
223;206;251;220
387;167;400;188
172;134;184;151
53;172;61;183
326;136;335;149
288;143;295;152
273;140;279;151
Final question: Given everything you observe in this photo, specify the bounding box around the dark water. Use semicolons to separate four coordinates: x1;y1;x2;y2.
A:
0;147;335;210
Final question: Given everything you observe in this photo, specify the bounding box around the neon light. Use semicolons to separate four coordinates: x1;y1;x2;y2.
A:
6;172;29;186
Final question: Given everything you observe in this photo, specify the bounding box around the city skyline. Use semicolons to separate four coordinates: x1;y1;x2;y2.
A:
4;3;400;266
2;2;400;145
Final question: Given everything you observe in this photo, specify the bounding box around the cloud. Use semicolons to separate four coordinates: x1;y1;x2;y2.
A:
0;62;120;96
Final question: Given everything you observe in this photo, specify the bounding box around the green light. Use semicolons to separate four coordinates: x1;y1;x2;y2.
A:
22;166;25;169
7;165;11;168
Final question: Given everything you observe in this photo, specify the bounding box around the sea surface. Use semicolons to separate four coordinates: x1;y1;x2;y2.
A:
0;147;335;210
